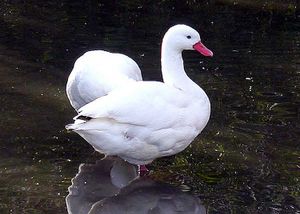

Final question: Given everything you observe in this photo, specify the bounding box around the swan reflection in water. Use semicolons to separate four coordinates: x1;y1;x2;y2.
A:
66;157;206;214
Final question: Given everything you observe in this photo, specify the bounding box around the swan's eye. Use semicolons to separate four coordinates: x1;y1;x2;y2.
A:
186;35;191;39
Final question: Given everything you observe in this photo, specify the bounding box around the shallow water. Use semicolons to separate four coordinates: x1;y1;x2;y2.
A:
0;1;299;213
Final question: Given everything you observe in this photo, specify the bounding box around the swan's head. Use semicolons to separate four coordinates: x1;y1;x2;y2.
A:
163;24;213;57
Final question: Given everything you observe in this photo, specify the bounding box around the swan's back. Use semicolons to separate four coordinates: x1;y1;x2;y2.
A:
66;50;142;111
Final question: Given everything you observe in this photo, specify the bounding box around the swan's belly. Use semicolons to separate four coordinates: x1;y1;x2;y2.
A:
74;124;200;165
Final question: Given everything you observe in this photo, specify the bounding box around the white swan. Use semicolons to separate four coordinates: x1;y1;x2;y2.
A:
66;24;213;165
66;50;142;111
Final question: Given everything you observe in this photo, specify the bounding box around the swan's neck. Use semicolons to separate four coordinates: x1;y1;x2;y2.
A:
161;45;201;95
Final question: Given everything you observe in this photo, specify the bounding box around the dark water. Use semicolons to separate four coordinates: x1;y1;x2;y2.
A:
0;1;299;213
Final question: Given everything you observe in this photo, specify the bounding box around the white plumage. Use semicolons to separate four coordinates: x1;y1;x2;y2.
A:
66;24;213;165
66;50;142;111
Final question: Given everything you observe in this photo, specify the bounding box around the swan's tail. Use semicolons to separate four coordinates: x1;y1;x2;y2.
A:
65;118;87;130
65;123;75;130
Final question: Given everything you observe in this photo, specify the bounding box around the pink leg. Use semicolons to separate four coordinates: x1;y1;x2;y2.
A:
138;165;149;176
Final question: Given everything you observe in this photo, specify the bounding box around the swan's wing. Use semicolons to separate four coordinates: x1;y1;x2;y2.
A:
111;52;142;81
74;81;192;129
66;50;142;111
